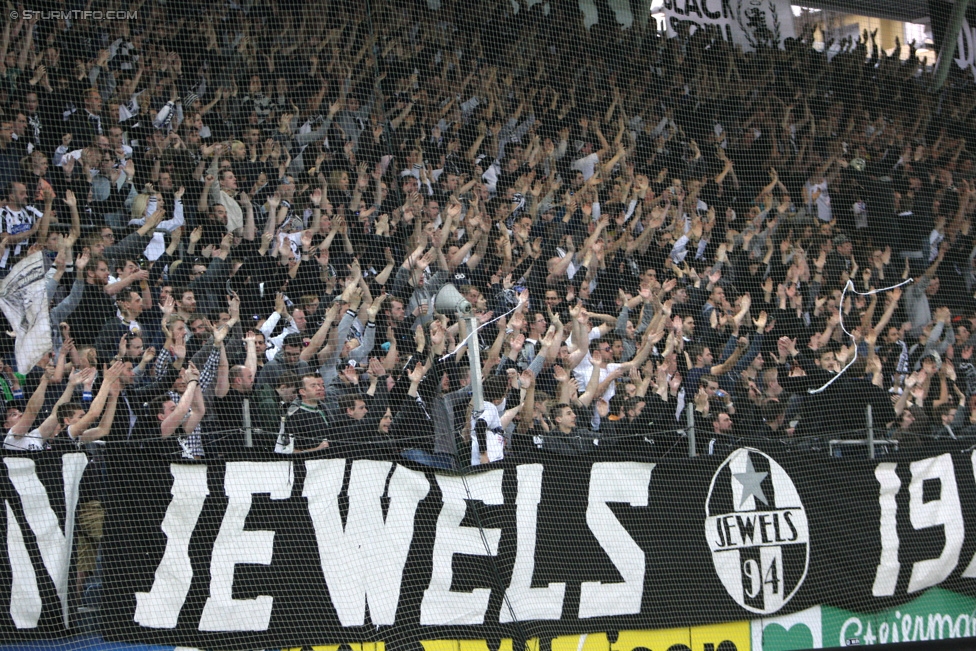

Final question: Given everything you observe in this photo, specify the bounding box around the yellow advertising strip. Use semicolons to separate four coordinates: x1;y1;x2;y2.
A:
552;621;750;651
290;623;749;651
306;644;387;651
420;640;514;651
690;621;751;651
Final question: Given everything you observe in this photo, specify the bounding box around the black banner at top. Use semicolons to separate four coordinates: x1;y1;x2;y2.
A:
7;446;976;649
929;0;976;80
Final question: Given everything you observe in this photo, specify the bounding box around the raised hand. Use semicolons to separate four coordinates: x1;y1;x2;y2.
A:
540;325;557;348
160;294;175;318
183;362;201;384
268;192;282;212
69;367;95;387
367;357;385;380
407;362;426;384
213;324;230;346
753;310;768;331
552;365;568;383
568;301;583;321
669;372;683;394
171;339;186;360
509;333;526;354
414;323;426;351
566;377;580;395
227;292;240;319
944;358;957;382
368;293;387;320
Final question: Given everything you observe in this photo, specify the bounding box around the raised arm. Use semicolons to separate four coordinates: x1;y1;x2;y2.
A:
8;370;53;438
712;336;750;376
243;330;258;381
516;372;536;435
77;381;121;442
301;303;339;362
63;190;81;242
214;333;229;399
188;369;207;432
873;287;902;335
578;359;606;407
57;362;124;441
161;364;201;438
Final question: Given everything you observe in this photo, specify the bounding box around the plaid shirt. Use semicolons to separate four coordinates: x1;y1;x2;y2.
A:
158;345;220;458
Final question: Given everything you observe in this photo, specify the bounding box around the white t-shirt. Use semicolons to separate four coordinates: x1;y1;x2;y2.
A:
572;353;622;429
571;153;600;181
4;428;46;451
471;400;505;466
572;353;622;403
804;180;831;222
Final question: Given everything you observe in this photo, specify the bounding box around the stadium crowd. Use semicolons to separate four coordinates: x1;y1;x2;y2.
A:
1;0;975;476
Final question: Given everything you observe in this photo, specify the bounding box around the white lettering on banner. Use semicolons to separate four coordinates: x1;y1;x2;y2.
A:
907;454;963;593
303;459;430;627
18;453;976;635
198;461;292;631
954;19;976;82
872;455;966;596
6;501;40;628
134;465;210;628
842;612;976;646
872;462;901;597
578;462;654;618
500;464;566;623
3;454;86;628
963;451;976;577
420;470;504;625
706;509;806;550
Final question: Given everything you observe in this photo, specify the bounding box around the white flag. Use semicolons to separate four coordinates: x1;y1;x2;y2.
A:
0;251;52;373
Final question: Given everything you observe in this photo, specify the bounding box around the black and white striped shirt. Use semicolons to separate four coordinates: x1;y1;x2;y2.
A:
0;204;43;268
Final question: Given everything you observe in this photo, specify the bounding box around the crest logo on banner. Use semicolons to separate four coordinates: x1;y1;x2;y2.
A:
706;448;809;614
735;0;784;49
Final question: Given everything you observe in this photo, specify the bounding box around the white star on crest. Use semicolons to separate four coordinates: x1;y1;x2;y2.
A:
733;453;769;508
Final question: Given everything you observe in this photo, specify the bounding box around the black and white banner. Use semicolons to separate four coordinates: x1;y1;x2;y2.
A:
10;446;976;648
0;452;86;636
662;0;795;50
931;0;976;82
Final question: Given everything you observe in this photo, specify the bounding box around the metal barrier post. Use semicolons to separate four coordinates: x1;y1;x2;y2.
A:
687;403;696;458
867;404;874;460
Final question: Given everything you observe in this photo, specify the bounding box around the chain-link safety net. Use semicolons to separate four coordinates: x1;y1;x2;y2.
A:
6;2;976;651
